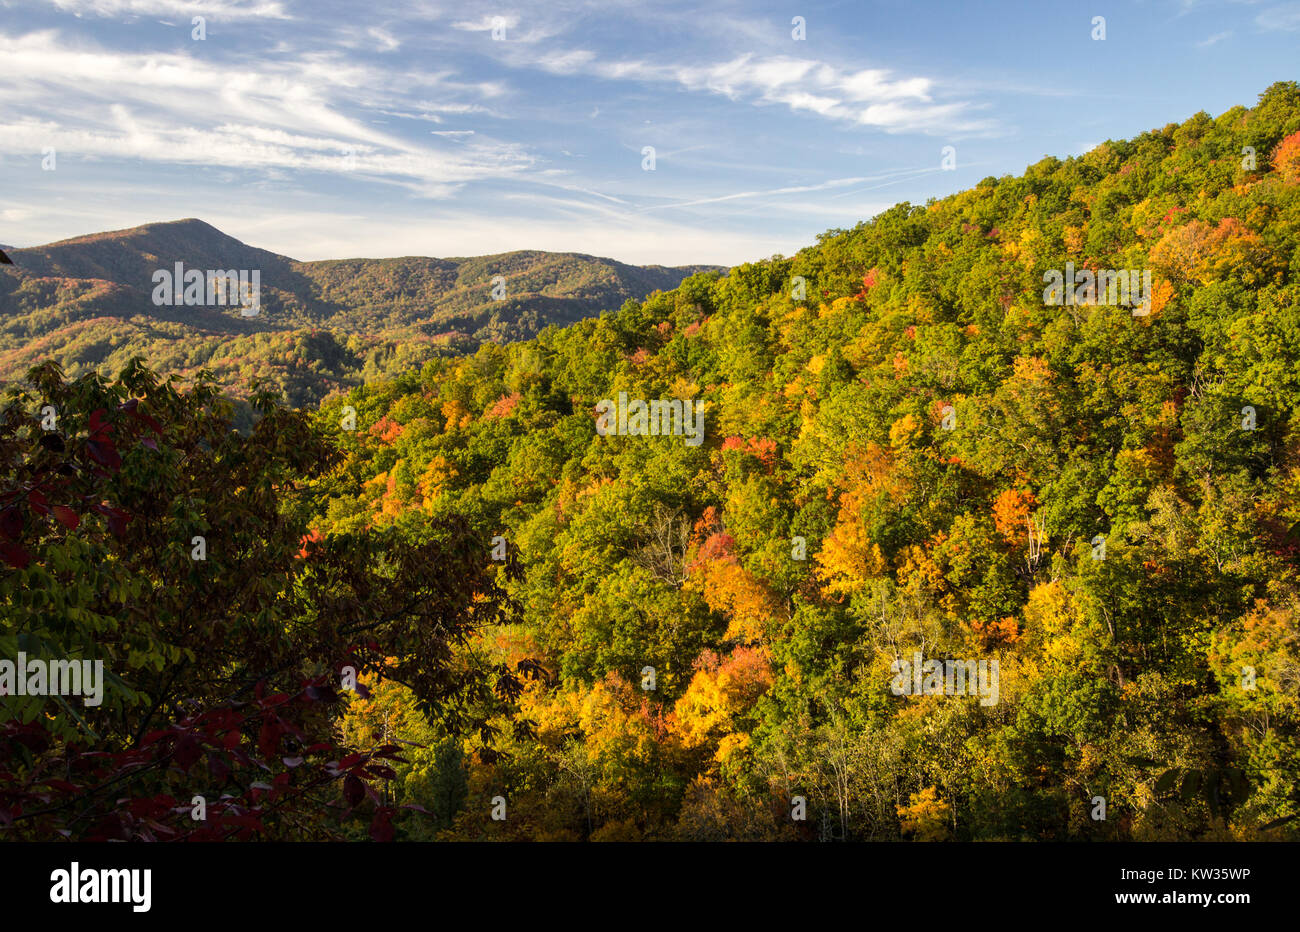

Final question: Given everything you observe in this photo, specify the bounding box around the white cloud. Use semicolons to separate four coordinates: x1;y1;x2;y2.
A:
0;30;529;193
449;12;559;43
47;0;290;19
1256;3;1300;29
451;14;518;32
367;27;402;52
641;171;928;212
527;51;994;135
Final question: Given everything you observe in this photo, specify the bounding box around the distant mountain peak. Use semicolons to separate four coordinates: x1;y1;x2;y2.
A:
0;219;723;404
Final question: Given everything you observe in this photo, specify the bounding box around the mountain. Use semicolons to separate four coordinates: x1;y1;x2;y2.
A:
0;219;720;406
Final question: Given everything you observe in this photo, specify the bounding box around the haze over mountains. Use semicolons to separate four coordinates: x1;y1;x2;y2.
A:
0;219;720;406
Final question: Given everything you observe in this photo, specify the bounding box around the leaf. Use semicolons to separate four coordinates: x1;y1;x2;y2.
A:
109;510;130;536
257;720;283;758
173;735;202;771
343;773;365;808
51;506;79;530
0;542;32;569
86;439;122;470
0;506;22;541
1261;813;1298;831
1180;770;1202;802
1154;769;1180;794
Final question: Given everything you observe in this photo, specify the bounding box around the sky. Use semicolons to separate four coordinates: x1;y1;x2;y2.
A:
0;0;1297;266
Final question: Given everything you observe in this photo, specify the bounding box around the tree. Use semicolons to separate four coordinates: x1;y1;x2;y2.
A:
0;361;510;840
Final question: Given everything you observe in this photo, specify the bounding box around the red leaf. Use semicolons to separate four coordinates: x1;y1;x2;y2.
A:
0;506;22;541
51;506;79;530
0;542;31;569
86;439;122;469
207;752;230;782
173;735;202;771
106;510;130;537
257;721;283;759
343;774;365;808
221;813;265;832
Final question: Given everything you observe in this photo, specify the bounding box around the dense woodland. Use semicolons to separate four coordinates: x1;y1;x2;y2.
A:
3;83;1300;841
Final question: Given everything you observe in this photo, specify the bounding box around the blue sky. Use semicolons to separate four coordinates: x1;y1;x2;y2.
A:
1;0;1297;265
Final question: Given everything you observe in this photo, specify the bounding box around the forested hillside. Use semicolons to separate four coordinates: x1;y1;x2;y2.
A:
4;83;1300;842
0;220;715;408
308;82;1300;840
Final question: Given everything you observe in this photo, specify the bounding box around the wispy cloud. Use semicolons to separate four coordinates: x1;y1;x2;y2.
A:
527;51;994;135
0;30;529;195
1196;30;1233;46
641;167;941;212
1256;3;1300;29
449;12;560;44
48;0;290;19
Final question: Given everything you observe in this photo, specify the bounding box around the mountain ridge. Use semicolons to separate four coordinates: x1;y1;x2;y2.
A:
0;218;724;406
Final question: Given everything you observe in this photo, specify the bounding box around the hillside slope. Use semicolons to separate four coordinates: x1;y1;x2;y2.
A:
306;82;1300;840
